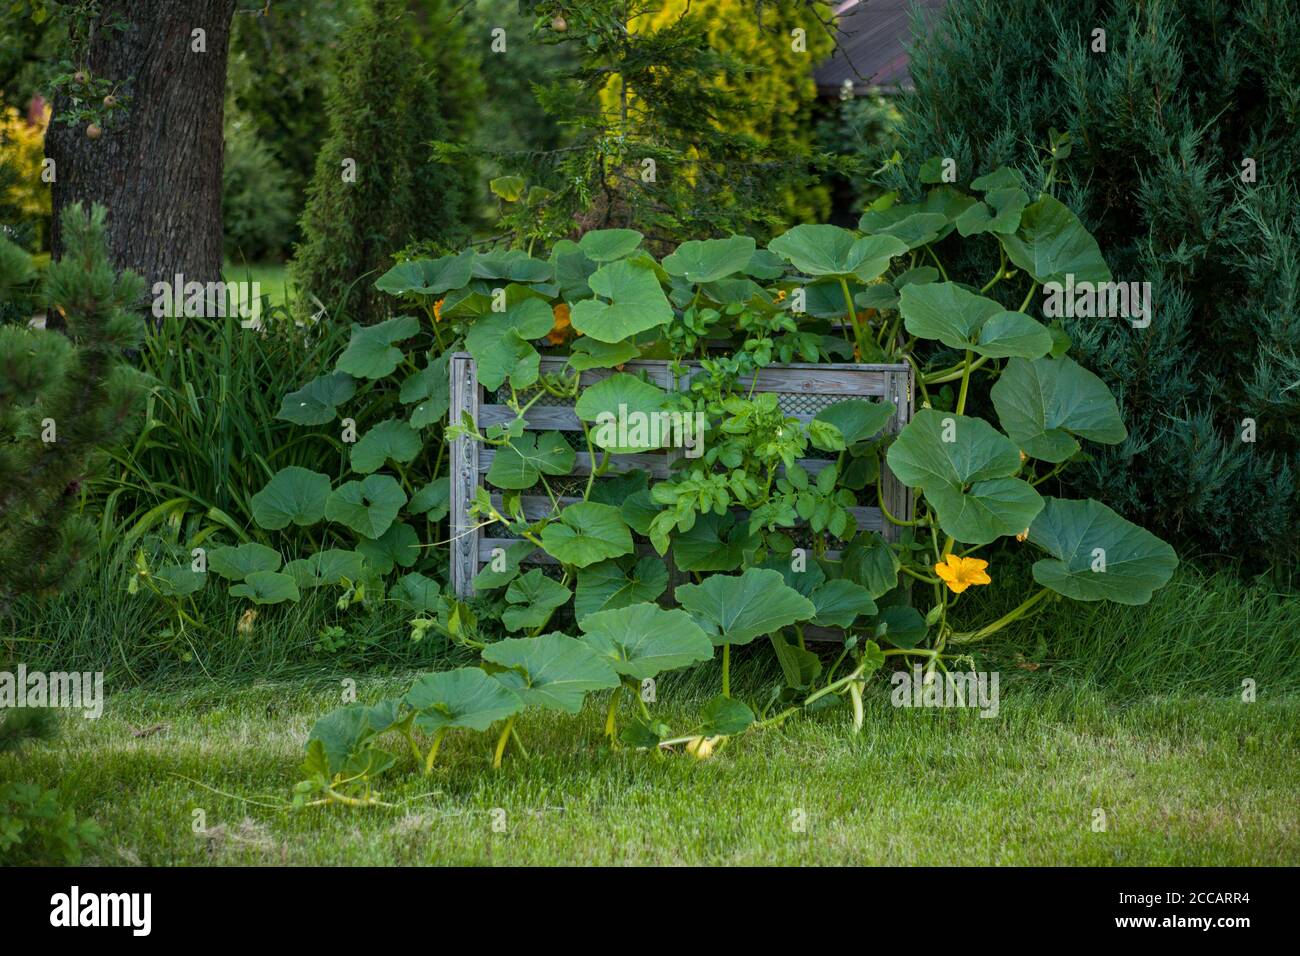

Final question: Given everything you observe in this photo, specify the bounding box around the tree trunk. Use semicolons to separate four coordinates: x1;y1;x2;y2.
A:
45;0;238;293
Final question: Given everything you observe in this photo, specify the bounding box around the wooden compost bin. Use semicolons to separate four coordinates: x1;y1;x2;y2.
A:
449;354;914;637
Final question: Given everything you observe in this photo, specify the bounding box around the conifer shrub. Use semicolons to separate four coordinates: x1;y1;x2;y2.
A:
886;0;1300;569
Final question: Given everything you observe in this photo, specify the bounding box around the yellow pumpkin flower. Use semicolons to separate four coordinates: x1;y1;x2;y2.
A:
547;302;572;345
1015;528;1029;542
933;553;992;594
432;297;445;323
774;289;787;302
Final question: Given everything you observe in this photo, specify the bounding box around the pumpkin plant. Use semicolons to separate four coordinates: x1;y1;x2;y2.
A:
181;163;1179;796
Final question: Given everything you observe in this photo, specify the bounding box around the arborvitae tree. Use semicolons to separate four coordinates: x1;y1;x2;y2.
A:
504;0;841;246
0;204;145;609
291;0;480;324
888;0;1300;569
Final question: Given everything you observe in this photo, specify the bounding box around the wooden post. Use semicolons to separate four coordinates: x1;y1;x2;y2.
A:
449;353;480;597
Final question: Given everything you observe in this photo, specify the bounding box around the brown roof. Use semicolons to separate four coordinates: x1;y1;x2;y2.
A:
814;0;948;95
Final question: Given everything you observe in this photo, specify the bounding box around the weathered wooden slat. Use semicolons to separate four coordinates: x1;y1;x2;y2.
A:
479;447;675;478
453;355;913;597
479;403;836;431
488;492;884;531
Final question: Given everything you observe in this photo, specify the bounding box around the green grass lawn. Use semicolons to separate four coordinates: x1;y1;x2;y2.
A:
222;261;290;306
6;676;1297;866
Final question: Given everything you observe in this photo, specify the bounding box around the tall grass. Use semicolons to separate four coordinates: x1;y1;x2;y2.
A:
94;297;350;546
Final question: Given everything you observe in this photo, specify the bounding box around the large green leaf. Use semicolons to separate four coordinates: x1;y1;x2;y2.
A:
486;431;576;489
207;542;281;581
812;398;895;447
153;565;205;597
955;187;1029;236
662;236;756;284
251;466;331;530
699;695;755;735
335;315;421;379
283;549;365;589
502;569;571;632
1029;497;1178;604
840;532;900;598
674;567;816;647
307;703;393;774
350;419;422;474
357;521;419;574
574;556;668;622
400;352;450;428
671;511;759;572
276;372;355;425
578;228;643;262
808;579;877;629
471;249;553;283
578;603;713;680
990;356;1127;462
569;259;673;343
1000;195;1112;286
230;569;300;605
539;501;634;567
568;337;641;371
768;224;907;280
482;632;621;713
886;409;1043;545
374;251;474;296
325;474;407;538
574;373;672;452
407;478;451;520
464;295;554;391
900;282;1051;358
392;571;441;612
405;667;522;732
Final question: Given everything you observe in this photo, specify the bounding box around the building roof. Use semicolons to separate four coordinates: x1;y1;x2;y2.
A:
813;0;948;95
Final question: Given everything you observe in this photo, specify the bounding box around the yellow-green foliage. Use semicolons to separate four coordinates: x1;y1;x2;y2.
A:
636;0;834;223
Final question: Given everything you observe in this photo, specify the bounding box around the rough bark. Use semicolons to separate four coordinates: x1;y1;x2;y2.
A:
45;0;238;292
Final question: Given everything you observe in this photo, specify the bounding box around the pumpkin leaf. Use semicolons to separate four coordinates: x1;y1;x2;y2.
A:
482;632;621;713
578;228;643;262
350;419;422;474
768;224;907;280
574;556;668;622
502;569;571;632
276;372;355;425
662;236;756;284
699;695;754;735
1029;497;1178;605
325;474;407;539
251;466;331;530
578;603;714;679
407;478;451;520
464;294;554;391
990;356;1127;462
485;431;576;489
901;281;1051;358
374;251;475;296
539;501;634;567
886;409;1043;545
812;398;895;447
283;549;365;589
574;373;672;452
674;567;816;647
406;667;523;732
1000;194;1112;286
569;258;673;343
207;542;281;581
357;521;419;574
336;315;421;379
230;569;300;605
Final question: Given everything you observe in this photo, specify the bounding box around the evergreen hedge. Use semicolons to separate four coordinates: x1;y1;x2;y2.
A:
888;0;1300;569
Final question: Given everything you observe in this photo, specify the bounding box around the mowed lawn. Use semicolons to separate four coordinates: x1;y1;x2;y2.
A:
6;676;1298;866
